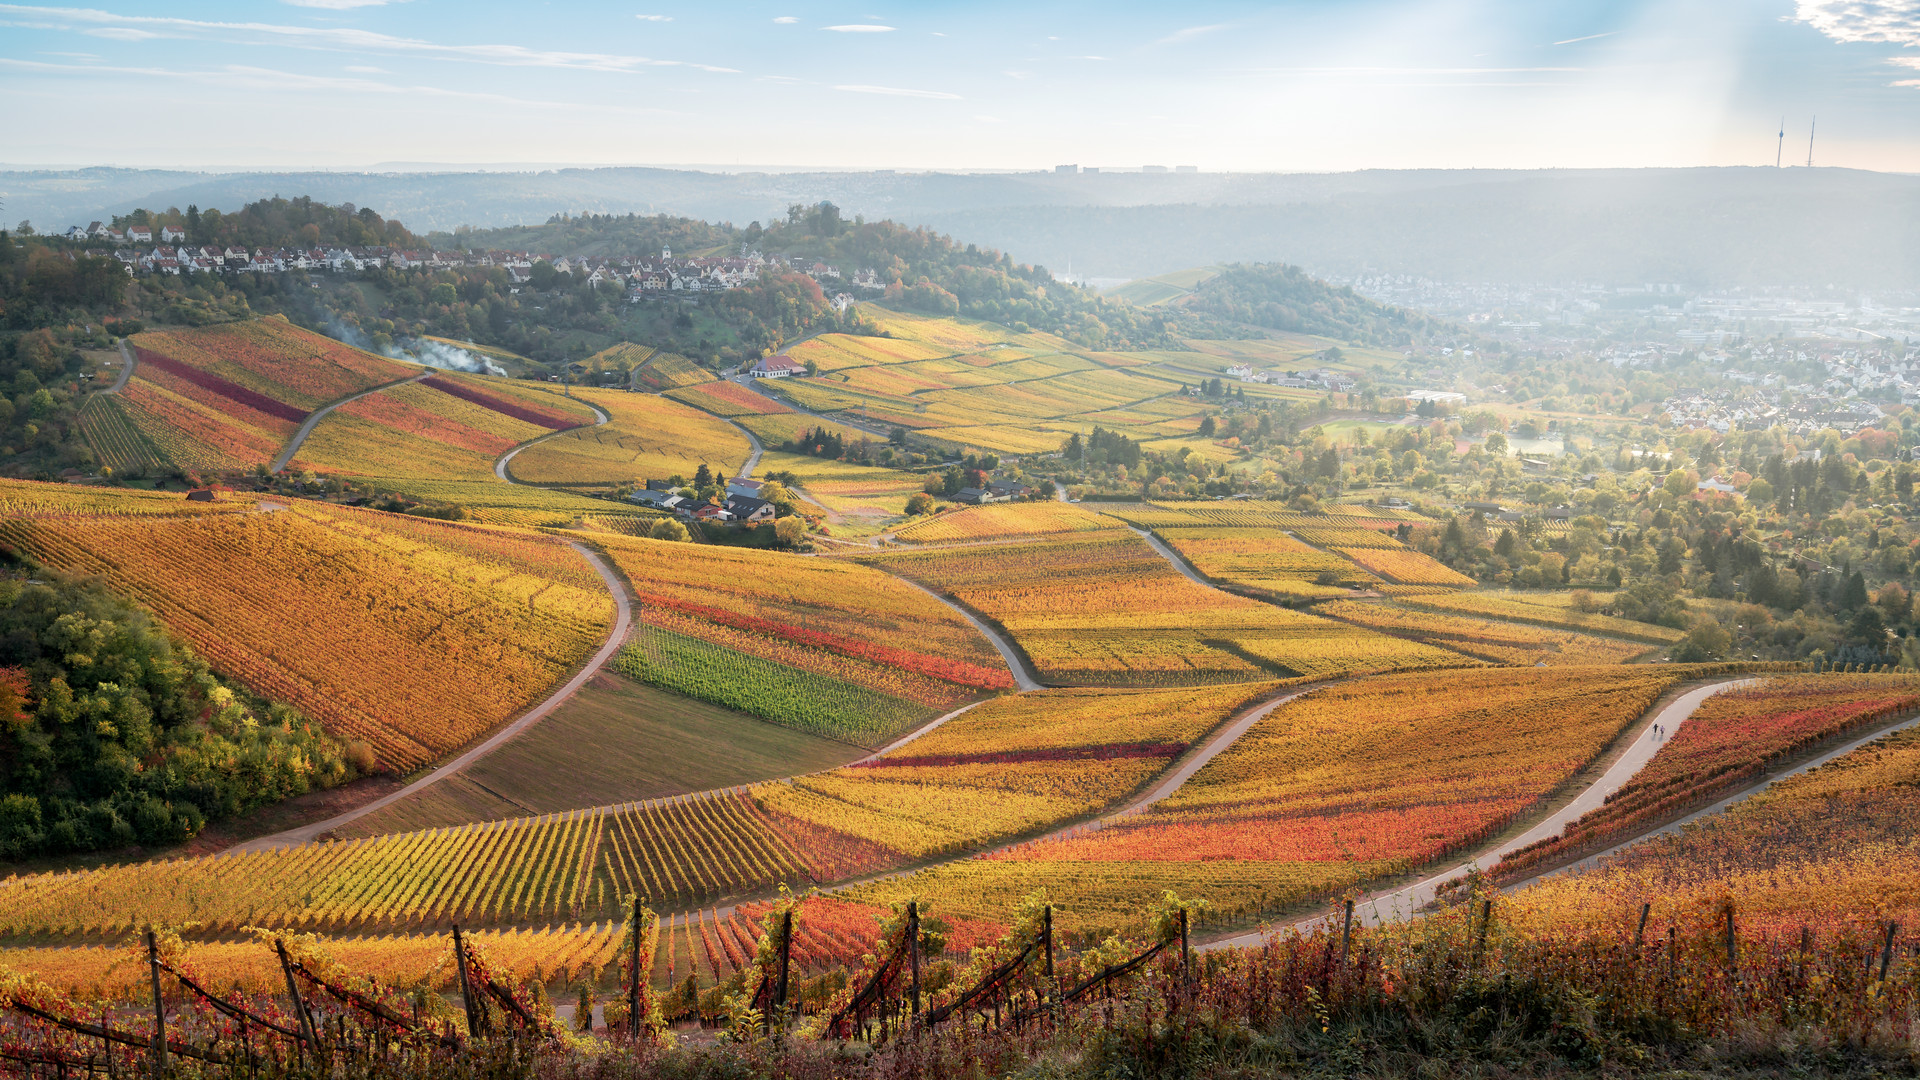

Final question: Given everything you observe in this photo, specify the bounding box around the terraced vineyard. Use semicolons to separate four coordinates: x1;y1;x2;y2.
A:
866;531;1465;684
509;389;749;491
0;489;614;769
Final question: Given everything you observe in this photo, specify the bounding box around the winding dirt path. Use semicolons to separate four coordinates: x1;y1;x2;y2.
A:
1198;679;1751;949
273;372;431;474
229;542;634;852
882;575;1043;692
105;339;136;393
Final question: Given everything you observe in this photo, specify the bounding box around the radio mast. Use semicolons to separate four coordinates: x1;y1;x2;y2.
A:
1806;117;1816;168
1776;117;1785;167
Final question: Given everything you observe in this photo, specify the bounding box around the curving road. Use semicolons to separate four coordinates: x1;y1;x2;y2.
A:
493;398;612;481
883;574;1043;692
1198;679;1751;949
273;372;431;474
229;542;634;852
105;339;137;393
1130;525;1213;587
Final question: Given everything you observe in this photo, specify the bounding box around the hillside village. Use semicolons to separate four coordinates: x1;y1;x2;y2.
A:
66;222;877;307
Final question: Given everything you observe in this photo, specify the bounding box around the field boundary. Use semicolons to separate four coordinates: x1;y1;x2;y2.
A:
228;540;633;852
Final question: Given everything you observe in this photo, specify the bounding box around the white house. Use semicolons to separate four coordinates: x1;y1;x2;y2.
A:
750;355;806;379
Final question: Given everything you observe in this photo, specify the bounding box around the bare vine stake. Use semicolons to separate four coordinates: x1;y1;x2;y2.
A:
1043;905;1055;1022
1473;900;1493;966
452;926;481;1039
627;898;642;1042
773;908;793;1033
907;901;921;1022
1180;908;1192;987
1339;900;1353;968
275;940;314;1063
1879;922;1899;983
144;932;165;1080
1635;903;1651;950
1724;907;1737;976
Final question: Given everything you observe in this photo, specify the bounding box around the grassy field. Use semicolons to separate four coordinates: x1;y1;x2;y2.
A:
333;674;866;837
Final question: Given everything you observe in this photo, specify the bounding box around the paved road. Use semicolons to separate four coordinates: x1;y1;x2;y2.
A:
493;399;612;481
228;542;634;852
1198;679;1749;949
273;373;430;474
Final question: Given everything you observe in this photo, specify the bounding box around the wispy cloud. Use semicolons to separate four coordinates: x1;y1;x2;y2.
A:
1156;23;1226;45
634;13;672;22
346;63;385;72
1794;0;1920;46
773;15;797;23
834;83;959;98
282;0;397;8
0;56;679;112
0;4;738;72
823;23;893;32
1068;55;1107;61
1553;30;1618;45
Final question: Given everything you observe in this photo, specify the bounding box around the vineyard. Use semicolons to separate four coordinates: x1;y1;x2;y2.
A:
1513;687;1920;938
0;494;615;769
890;501;1111;544
1317;599;1650;665
74;394;165;474
865;531;1463;684
850;667;1686;930
593;532;1006;743
1154;526;1376;600
0;683;1280;940
507;389;749;491
664;380;795;417
1398;590;1689;644
293;379;552;479
1491;673;1920;882
1335;546;1477;587
130;319;414;411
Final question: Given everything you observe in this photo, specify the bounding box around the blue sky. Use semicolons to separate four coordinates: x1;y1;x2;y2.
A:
2;0;1918;172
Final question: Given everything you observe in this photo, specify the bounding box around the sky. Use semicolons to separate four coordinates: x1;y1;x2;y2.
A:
2;0;1919;173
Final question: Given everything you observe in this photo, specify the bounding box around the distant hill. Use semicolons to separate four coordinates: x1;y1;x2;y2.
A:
8;165;1919;289
1170;264;1440;347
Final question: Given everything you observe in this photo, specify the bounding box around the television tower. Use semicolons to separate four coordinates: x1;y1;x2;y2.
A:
1806;117;1816;168
1776;117;1784;167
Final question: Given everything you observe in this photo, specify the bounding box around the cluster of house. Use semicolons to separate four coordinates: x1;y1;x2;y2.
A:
627;476;776;523
1224;364;1359;393
69;224;882;308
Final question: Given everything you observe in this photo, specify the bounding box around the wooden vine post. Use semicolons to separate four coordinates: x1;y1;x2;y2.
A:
774;908;793;1024
1635;902;1651;950
1179;908;1191;987
1879;921;1899;983
907;901;921;1022
452;926;483;1039
275;939;314;1063
627;898;643;1042
1723;907;1738;977
1339;899;1354;967
144;932;165;1080
1042;904;1055;1020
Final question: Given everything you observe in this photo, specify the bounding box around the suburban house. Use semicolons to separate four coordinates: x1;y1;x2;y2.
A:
160;225;185;242
127;226;153;243
628;489;684;511
724;495;775;523
726;477;766;499
750;355;806;379
690;504;732;523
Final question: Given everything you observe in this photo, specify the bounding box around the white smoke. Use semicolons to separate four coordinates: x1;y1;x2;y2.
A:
407;339;508;377
323;318;507;376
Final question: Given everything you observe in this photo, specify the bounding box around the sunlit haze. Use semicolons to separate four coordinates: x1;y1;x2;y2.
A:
4;0;1920;172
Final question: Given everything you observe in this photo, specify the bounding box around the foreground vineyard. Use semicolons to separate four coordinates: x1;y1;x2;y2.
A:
507;389;749;493
0;685;1270;939
1494;673;1920;884
0;485;614;769
1513;691;1920;939
847;666;1688;932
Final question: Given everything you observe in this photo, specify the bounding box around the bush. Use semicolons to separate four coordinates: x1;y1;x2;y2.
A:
905;492;936;516
648;518;691;542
